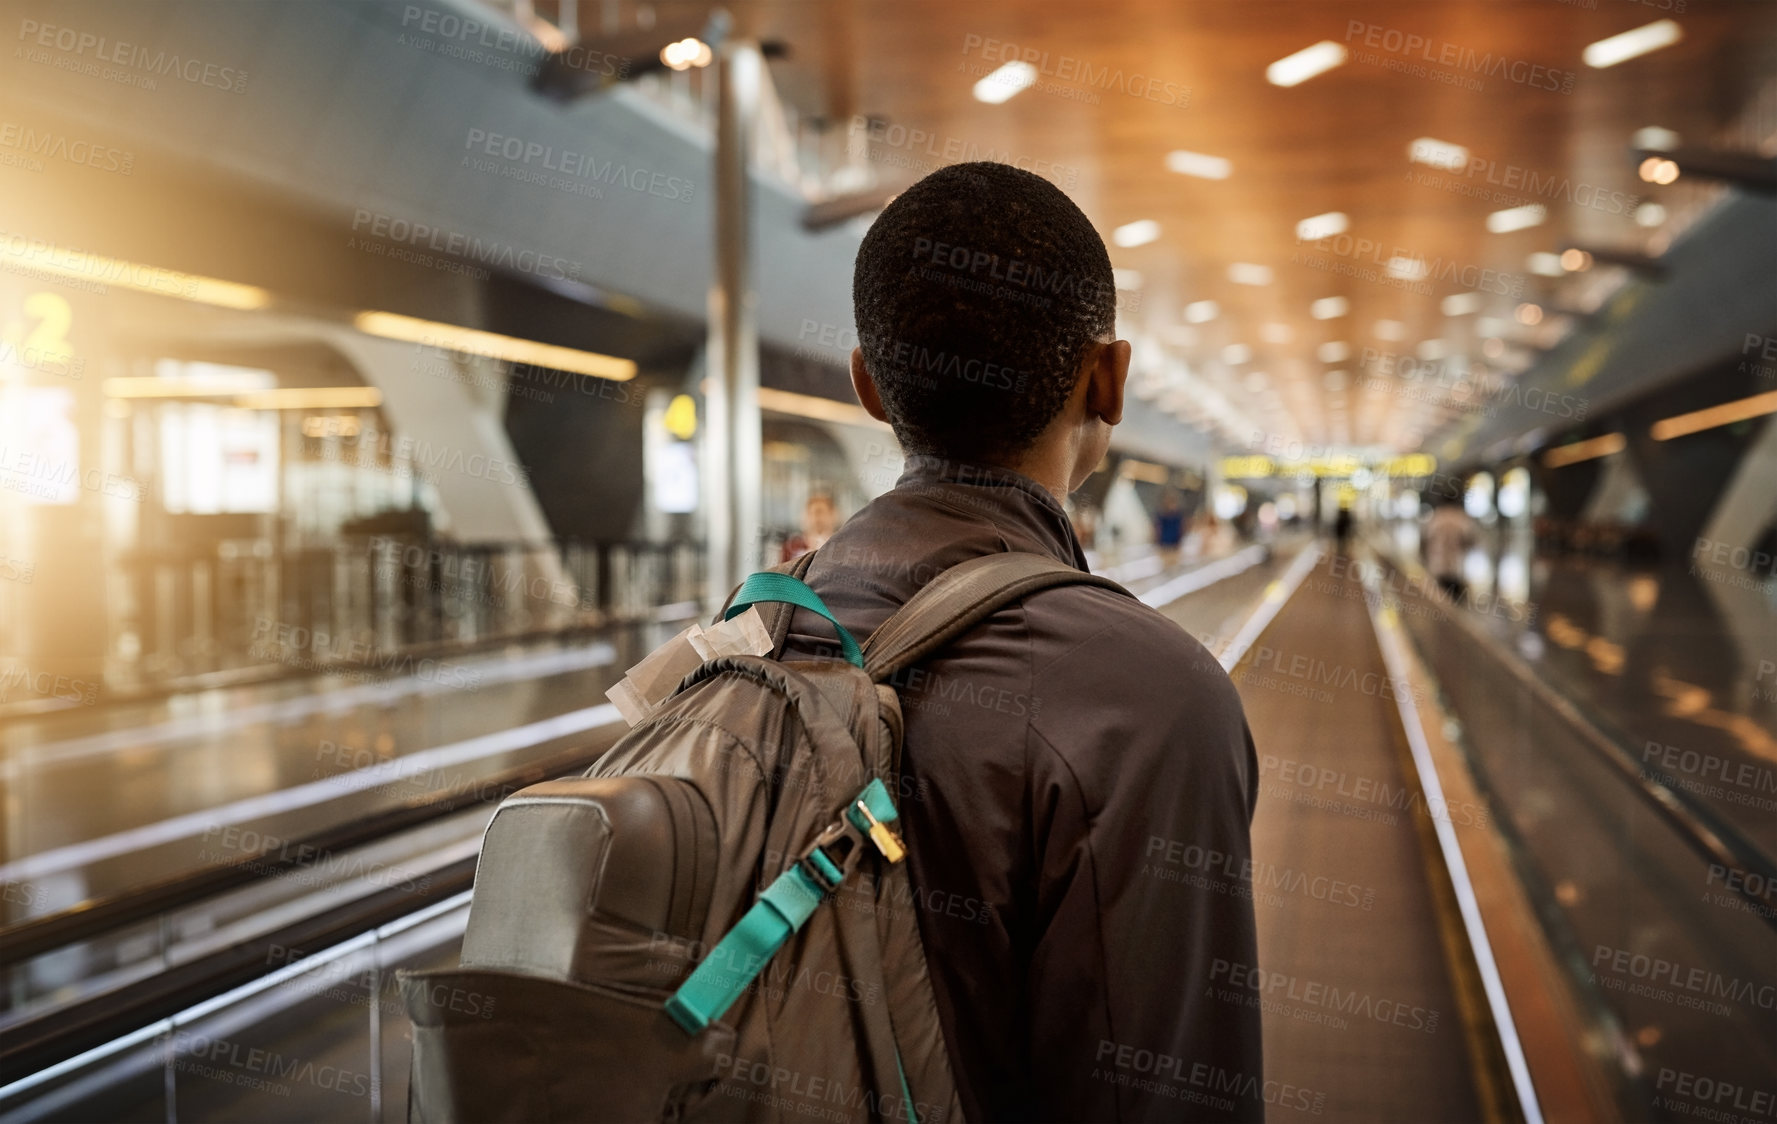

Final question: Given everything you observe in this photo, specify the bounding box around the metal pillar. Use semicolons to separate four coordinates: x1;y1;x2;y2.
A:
706;41;764;608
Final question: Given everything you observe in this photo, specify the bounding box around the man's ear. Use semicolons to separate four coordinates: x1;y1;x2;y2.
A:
850;347;891;423
1085;339;1130;426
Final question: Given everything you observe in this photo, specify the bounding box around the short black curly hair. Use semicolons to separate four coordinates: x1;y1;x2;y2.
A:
852;162;1116;462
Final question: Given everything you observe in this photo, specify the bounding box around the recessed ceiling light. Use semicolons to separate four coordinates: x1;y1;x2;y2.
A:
1441;292;1482;317
1113;268;1144;290
1560;248;1593;271
1375;319;1407;341
973;60;1038;103
1267;40;1348;87
1228;262;1273;286
1408;137;1470;171
1222;343;1252;365
1295;211;1349;242
1635;202;1667;227
1385;257;1429;282
1310;296;1349;320
1487;204;1547;233
1113;219;1161;248
1638;157;1680;184
1527;252;1565;277
1261;323;1294;344
1632;126;1680;151
1318;341;1350;363
1166;150;1233;180
1515;303;1543;325
1185;300;1220;323
1583;20;1683;69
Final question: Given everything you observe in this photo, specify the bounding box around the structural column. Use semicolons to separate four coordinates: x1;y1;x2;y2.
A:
705;41;764;608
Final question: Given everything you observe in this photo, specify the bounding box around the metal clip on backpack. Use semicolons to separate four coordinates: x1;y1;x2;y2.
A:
400;549;1129;1123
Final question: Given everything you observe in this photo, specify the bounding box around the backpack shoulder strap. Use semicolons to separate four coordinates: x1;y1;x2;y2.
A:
861;552;1130;683
716;549;819;653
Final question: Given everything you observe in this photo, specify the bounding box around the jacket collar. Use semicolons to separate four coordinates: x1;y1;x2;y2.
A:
893;453;1089;570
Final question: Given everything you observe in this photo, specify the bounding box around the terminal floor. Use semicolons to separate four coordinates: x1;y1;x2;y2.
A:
1227;555;1487;1124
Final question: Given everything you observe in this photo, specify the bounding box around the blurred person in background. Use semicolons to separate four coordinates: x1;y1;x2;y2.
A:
1155;489;1186;562
780;491;839;561
1424;496;1477;601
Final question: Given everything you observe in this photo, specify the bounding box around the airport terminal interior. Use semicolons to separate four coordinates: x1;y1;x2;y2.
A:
0;0;1774;1120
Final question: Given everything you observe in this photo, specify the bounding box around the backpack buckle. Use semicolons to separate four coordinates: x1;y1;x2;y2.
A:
797;818;864;894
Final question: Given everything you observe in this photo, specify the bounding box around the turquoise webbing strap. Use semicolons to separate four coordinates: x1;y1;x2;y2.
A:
725;571;864;668
895;1049;919;1124
663;780;900;1035
664;862;827;1034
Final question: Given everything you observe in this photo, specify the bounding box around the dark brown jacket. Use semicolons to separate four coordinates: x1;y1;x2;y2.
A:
780;456;1264;1122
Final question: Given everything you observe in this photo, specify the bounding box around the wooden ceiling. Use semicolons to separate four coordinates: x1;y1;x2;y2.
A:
636;1;1777;453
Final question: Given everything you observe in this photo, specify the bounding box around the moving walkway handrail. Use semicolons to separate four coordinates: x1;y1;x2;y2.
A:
0;855;478;1088
0;730;622;966
1368;540;1777;935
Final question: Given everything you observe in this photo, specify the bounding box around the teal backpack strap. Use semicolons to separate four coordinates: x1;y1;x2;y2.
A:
664;780;902;1034
724;570;864;668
